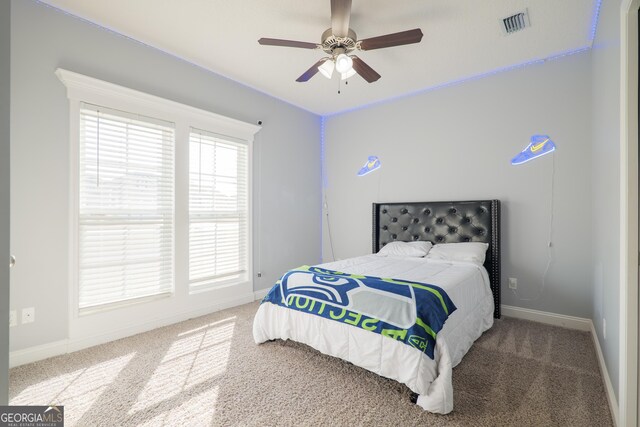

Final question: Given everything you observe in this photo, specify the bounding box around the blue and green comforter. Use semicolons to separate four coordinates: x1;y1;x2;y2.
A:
261;266;457;359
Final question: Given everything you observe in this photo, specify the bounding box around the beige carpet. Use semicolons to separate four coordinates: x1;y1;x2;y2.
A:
9;301;613;426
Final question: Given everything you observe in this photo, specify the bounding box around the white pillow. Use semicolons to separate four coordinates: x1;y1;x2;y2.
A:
377;241;433;258
426;242;489;266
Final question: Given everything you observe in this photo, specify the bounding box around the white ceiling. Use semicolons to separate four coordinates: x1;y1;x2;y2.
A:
41;0;599;116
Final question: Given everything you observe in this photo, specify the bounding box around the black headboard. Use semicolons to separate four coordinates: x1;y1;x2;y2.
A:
372;200;501;318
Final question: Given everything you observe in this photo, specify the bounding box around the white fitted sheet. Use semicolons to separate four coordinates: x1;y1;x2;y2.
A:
253;254;494;414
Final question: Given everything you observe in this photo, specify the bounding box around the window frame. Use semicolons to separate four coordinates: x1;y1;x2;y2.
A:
57;69;259;324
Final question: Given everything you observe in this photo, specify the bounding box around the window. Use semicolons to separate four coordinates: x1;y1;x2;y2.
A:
189;129;248;291
78;104;175;310
58;68;259;321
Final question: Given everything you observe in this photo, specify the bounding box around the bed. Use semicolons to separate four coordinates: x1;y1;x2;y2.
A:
253;200;501;414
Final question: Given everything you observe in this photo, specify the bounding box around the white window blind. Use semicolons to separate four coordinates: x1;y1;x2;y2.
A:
189;128;248;291
78;103;175;310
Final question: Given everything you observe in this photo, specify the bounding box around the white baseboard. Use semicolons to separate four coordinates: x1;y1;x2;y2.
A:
501;304;618;426
589;322;619;426
254;288;269;301
9;293;255;368
9;339;70;369
501;304;591;331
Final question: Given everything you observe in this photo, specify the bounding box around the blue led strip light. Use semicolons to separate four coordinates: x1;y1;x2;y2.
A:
320;116;327;261
589;0;603;44
34;0;317;115
38;0;602;118
325;46;591;117
320;116;327;189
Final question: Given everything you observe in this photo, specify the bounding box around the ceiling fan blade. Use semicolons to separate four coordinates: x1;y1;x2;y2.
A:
358;28;423;51
258;38;318;49
351;56;381;83
296;59;328;82
331;0;352;38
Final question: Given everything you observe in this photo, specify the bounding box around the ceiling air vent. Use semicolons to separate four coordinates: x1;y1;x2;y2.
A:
501;9;530;35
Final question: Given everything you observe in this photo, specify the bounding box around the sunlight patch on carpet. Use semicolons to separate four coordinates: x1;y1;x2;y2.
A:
130;321;234;413
136;386;219;427
177;316;237;337
10;353;136;425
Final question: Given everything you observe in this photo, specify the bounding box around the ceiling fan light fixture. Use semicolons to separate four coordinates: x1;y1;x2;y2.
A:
335;53;353;73
318;60;335;79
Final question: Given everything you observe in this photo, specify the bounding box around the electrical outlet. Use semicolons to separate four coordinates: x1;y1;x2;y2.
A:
22;307;35;324
9;310;17;327
508;277;517;289
603;318;606;340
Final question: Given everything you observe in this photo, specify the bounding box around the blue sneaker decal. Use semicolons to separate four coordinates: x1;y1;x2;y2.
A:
511;135;556;165
357;155;381;176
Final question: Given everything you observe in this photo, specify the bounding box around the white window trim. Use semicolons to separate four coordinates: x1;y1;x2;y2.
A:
56;69;260;141
56;68;260;343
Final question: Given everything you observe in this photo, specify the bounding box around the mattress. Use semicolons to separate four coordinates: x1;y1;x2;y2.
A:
253;254;494;413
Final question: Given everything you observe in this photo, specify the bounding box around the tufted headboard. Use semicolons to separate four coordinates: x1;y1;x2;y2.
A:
372;200;501;318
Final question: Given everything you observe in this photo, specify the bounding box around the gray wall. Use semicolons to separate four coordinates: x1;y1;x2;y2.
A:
591;0;622;401
1;0;11;405
9;0;321;351
323;52;594;319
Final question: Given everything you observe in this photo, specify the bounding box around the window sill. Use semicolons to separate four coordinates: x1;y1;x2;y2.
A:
78;292;174;317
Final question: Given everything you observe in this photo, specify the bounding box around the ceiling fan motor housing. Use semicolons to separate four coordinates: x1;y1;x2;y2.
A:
321;28;358;56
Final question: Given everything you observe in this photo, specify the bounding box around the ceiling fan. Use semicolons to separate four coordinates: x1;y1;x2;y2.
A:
258;0;423;83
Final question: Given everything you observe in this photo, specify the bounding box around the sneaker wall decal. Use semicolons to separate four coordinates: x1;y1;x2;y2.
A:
511;135;556;165
357;155;381;176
